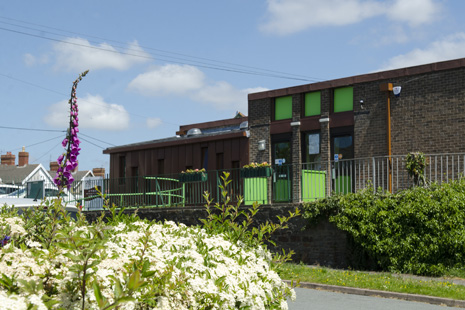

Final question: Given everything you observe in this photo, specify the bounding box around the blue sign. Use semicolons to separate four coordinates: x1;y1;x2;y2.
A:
334;154;339;162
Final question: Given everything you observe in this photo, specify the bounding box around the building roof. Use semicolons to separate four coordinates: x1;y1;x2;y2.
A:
72;170;94;182
104;118;249;154
0;164;41;184
248;57;465;100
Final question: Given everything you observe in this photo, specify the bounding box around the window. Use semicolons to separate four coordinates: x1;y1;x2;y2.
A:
119;156;126;184
274;96;292;120
303;132;321;164
157;159;164;175
333;135;353;160
304;92;321;116
334;87;353;113
216;153;224;170
201;147;209;169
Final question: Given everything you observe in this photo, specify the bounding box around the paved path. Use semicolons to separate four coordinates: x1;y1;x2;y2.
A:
288;287;460;310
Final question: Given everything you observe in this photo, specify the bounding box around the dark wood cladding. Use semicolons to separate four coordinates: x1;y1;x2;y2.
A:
104;131;246;154
107;133;249;178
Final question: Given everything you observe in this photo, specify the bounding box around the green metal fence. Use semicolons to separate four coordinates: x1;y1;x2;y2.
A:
58;153;465;209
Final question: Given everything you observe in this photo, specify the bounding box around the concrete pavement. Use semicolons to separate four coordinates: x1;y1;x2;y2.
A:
288;287;461;310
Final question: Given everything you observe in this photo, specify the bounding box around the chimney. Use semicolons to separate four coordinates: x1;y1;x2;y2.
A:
1;152;15;166
18;147;29;166
93;168;105;177
50;161;59;172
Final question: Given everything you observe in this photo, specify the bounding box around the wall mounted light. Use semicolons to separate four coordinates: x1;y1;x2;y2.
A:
360;99;364;109
258;140;266;151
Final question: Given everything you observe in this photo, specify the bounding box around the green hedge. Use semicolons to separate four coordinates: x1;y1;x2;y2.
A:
302;179;465;276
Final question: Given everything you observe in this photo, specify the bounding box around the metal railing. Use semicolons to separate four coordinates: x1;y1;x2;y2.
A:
4;153;462;209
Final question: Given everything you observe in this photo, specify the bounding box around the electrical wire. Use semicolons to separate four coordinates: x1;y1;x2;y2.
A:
0;72;180;127
79;136;105;149
0;125;65;133
0;17;322;82
79;133;116;147
0;16;321;81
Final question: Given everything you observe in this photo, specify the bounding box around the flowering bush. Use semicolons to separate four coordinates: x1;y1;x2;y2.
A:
243;162;271;169
53;70;89;192
0;201;295;309
180;168;206;174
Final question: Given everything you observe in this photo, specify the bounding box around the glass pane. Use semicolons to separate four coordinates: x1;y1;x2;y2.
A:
304;133;321;164
334;135;353;160
274;142;291;164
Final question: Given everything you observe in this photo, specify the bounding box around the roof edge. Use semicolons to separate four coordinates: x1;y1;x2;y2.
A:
248;57;465;100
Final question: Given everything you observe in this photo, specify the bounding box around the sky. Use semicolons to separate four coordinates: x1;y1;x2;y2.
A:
1;0;465;175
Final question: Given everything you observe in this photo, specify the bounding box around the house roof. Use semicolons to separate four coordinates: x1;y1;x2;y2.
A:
73;170;94;182
248;57;465;100
0;164;41;184
48;170;94;183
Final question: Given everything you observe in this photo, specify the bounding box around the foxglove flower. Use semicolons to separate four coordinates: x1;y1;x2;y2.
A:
54;70;89;192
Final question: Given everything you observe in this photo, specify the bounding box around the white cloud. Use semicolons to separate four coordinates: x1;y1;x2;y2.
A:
45;94;130;131
146;117;163;129
23;53;49;66
260;0;441;35
128;64;205;96
379;33;465;71
192;83;269;112
387;0;441;27
128;64;268;112
52;38;150;71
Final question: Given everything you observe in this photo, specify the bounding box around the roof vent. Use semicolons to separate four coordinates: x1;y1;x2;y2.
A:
187;128;202;137
240;121;248;130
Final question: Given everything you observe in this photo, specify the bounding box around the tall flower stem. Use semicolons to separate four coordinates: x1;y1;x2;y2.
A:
54;70;89;194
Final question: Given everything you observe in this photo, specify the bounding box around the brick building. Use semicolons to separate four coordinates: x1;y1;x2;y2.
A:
248;58;465;203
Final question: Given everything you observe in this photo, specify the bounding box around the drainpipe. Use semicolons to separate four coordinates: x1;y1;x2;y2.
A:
379;83;393;193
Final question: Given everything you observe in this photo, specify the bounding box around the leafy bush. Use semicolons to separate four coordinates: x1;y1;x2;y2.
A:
302;178;465;276
202;172;300;267
405;152;427;186
0;197;296;309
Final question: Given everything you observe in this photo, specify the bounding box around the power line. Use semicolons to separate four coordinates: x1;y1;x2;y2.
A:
6;134;64;153
79;136;105;149
0;17;323;82
0;72;181;127
80;132;116;147
0;125;65;133
0;16;321;81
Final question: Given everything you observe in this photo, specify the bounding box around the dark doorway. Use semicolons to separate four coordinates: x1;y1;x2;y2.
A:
272;134;292;202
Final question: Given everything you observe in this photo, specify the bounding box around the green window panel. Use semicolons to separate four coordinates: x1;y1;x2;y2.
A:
275;96;292;120
334;87;353;113
304;91;321;116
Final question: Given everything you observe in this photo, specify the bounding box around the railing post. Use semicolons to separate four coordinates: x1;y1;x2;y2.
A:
372;157;376;189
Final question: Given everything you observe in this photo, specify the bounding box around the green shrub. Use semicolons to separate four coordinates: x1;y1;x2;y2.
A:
302;178;465;276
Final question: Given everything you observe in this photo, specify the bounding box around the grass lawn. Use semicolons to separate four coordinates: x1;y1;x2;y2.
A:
278;263;465;300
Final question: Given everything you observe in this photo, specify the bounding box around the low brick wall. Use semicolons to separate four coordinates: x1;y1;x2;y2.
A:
85;204;349;268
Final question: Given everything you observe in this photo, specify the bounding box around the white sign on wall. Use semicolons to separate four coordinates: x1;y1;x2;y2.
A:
308;133;320;155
